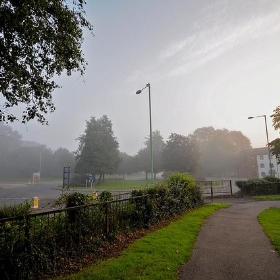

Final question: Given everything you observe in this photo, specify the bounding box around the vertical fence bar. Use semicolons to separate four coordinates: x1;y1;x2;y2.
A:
106;202;109;236
230;180;233;195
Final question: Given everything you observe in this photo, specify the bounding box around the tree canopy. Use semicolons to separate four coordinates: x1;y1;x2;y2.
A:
0;123;75;180
163;133;199;174
269;107;280;163
75;115;120;182
0;0;92;123
191;127;252;177
134;130;166;179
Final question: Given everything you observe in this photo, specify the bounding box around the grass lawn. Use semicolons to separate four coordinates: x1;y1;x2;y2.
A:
71;180;158;191
258;207;280;255
253;195;280;201
54;203;229;280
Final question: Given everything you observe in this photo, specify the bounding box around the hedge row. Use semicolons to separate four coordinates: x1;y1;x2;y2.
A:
236;177;280;196
0;173;204;280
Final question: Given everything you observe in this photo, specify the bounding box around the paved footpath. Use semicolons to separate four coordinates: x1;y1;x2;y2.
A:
179;199;280;280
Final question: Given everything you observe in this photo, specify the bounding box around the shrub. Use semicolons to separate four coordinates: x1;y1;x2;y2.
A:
0;173;204;279
236;178;280;195
263;176;280;183
0;201;31;219
167;172;195;188
98;190;113;202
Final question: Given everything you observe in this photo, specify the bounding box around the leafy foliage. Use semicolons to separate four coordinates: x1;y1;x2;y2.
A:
163;133;199;174
98;190;113;202
191;126;252;177
75;115;120;182
269;138;280;164
0;173;204;279
117;152;135;178
0;0;93;123
167;172;195;188
0;201;31;219
0;124;75;180
133;130;166;178
236;178;280;195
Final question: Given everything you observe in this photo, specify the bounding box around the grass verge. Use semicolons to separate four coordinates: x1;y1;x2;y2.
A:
55;203;229;280
253;195;280;201
258;207;280;255
70;180;157;191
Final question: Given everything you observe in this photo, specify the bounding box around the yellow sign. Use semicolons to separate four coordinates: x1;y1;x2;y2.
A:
32;197;39;208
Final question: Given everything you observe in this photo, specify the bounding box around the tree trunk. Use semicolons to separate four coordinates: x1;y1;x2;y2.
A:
98;174;102;184
102;173;105;183
145;171;148;181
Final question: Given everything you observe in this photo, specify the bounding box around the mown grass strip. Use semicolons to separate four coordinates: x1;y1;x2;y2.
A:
69;180;155;191
253;195;280;201
258;207;280;255
55;203;229;280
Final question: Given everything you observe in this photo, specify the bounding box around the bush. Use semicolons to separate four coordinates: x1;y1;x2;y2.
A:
0;173;204;279
0;201;31;219
236;178;280;195
129;174;204;228
263;176;280;183
167;172;195;188
98;190;113;202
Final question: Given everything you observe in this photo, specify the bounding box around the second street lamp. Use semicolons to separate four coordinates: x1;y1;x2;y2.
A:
136;83;154;183
248;115;273;176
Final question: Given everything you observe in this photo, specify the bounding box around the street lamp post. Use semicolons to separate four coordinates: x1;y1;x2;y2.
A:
248;115;273;176
136;83;154;183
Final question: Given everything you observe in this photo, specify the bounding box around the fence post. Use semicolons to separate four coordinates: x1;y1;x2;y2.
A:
24;216;31;250
106;202;110;236
230;180;233;196
210;185;213;202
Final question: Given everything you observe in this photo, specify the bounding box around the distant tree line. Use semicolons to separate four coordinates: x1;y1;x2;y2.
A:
75;115;252;181
0;116;252;182
0;124;75;181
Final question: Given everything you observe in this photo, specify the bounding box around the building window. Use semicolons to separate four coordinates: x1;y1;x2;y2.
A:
260;163;265;168
261;172;266;177
270;163;274;168
260;155;264;160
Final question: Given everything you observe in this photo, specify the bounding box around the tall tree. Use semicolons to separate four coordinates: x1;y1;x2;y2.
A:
75;115;120;183
144;130;166;178
52;148;75;177
269;107;280;163
163;133;199;174
192;127;252;177
0;123;22;154
117;152;134;179
0;0;93;123
134;130;166;180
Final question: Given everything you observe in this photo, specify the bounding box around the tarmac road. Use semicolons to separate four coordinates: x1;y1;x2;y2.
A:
0;182;63;207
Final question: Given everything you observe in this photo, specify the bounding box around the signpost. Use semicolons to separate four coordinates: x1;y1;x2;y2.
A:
63;166;70;190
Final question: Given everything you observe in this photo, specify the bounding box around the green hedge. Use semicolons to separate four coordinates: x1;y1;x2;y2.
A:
236;177;280;195
0;173;204;279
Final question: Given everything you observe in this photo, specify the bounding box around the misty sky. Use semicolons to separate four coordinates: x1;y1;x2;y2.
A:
11;0;280;155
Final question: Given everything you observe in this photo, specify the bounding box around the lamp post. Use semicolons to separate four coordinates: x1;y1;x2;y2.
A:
136;83;154;183
248;115;273;176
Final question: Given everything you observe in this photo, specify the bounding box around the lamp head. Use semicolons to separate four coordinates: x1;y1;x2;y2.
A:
136;90;142;94
248;117;254;119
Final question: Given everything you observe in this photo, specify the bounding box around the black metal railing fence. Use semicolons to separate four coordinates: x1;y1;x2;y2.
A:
196;180;233;200
0;194;148;279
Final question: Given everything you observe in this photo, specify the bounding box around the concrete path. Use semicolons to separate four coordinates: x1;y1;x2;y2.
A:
179;199;280;280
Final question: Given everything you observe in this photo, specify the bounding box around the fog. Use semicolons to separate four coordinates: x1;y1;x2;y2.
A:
10;0;280;156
